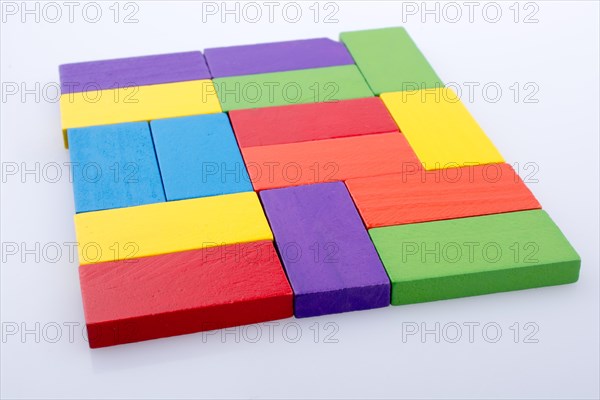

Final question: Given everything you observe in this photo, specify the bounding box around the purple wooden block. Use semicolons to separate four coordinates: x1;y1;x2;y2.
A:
260;182;390;318
204;38;355;78
59;51;211;94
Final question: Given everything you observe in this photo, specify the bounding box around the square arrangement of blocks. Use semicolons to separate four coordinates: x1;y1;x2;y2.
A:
59;27;581;348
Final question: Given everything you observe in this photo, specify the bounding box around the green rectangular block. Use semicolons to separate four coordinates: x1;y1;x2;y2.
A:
212;65;373;111
340;27;444;94
369;210;580;305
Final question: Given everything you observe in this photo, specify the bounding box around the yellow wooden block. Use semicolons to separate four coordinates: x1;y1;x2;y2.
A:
74;191;272;265
380;88;504;170
60;80;222;147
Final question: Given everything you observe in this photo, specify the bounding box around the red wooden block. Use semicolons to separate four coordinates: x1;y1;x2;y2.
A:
345;163;541;228
241;132;422;191
229;97;398;147
79;241;293;348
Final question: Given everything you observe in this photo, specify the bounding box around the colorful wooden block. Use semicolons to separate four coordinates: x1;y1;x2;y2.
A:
381;88;504;169
56;28;581;348
60;80;222;147
74;191;272;265
151;114;252;201
80;241;293;348
229;97;398;147
67;122;165;213
260;182;390;317
205;38;354;78
59;51;211;94
370;210;580;305
241;132;421;191
346;163;541;228
213;65;373;111
340;27;443;94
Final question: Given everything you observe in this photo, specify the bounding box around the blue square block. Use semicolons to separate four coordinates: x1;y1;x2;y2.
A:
150;114;253;201
68;122;166;213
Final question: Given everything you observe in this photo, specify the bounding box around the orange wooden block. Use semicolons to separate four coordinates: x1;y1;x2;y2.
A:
346;163;541;228
241;133;422;191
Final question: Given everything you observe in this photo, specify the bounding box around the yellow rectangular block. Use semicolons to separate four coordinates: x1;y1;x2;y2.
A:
381;88;504;170
60;80;222;147
74;191;272;265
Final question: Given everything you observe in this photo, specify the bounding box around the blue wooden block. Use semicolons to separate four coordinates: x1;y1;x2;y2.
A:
150;114;253;201
68;122;166;213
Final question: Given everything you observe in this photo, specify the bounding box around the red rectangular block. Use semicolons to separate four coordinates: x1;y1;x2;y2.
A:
345;163;541;228
229;98;398;147
79;241;293;348
241;132;422;191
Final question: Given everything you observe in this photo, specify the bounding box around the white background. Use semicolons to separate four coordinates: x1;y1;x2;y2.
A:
1;1;599;399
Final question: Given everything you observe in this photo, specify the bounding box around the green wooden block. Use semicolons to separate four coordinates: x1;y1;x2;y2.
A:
369;210;580;305
340;27;444;95
212;65;373;111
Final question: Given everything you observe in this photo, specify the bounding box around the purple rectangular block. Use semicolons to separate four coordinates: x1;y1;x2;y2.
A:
205;38;355;78
260;182;390;318
59;51;211;94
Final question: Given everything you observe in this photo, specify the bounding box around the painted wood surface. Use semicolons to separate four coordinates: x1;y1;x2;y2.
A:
59;51;211;94
346;163;541;228
74;192;272;265
67;122;165;213
60;80;221;146
381;87;504;169
260;182;390;317
213;65;373;111
80;241;293;348
229;97;398;147
151;113;252;201
370;210;580;305
241;132;422;191
205;38;354;78
340;27;443;94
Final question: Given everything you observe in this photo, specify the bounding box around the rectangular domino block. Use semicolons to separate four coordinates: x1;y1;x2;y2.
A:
68;122;165;213
381;88;504;169
369;210;580;305
213;65;373;111
74;191;272;265
340;27;443;94
80;241;293;348
60;80;222;147
151;114;253;201
229;97;398;147
59;51;211;94
346;163;541;228
205;38;354;78
260;182;390;317
242;132;421;191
